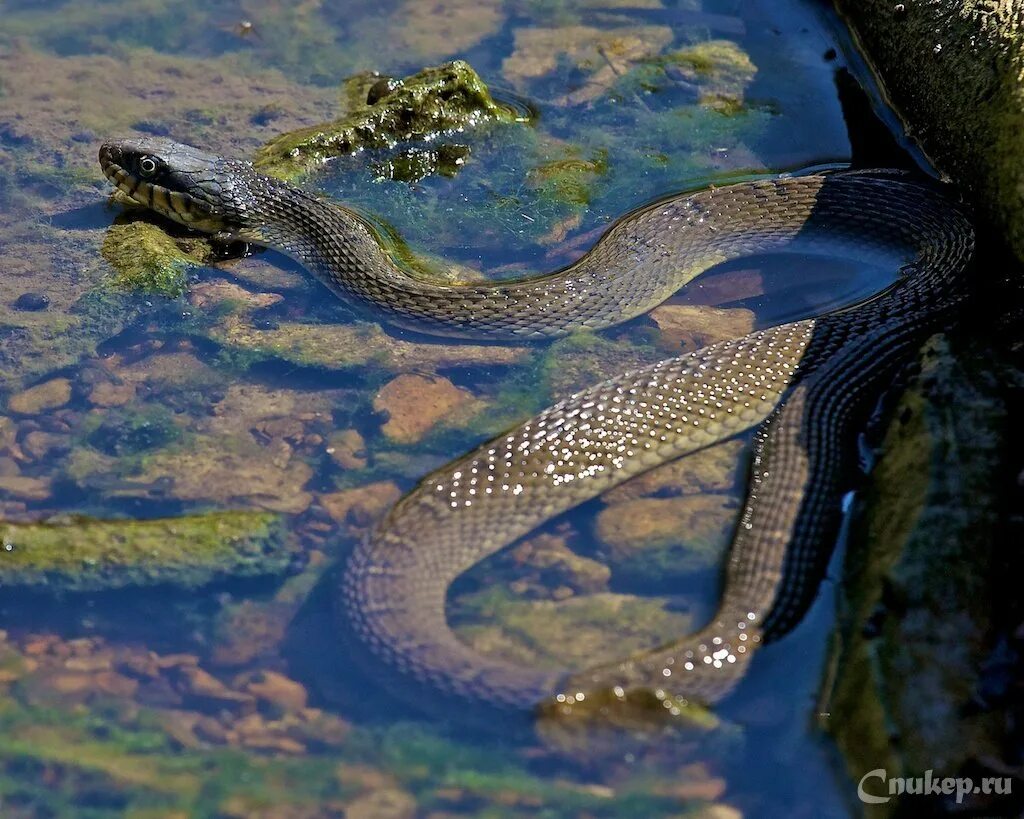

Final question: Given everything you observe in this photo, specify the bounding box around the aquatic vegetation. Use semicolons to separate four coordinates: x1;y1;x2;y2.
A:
0;511;287;590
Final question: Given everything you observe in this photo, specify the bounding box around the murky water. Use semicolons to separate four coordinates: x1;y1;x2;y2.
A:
0;0;922;815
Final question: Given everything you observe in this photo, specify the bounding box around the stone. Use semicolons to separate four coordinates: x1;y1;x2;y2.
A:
648;304;756;354
0;475;51;501
172;665;254;710
87;380;134;408
188;279;284;311
837;1;1024;262
509;533;610;594
326;428;368;470
319;481;402;531
373;373;480;444
20;430;68;461
595;494;737;572
237;670;309;713
8;378;72;415
12;293;50;311
345;788;417;819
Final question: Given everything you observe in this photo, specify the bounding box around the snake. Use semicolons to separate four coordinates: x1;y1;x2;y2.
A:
99;136;974;724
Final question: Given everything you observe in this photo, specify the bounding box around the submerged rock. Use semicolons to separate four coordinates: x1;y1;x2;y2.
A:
255;61;522;180
7;377;72;415
326;428;368;470
455;588;694;671
648;304;756;354
0;511;288;590
595;494;738;577
209;313;530;372
373;373;482;445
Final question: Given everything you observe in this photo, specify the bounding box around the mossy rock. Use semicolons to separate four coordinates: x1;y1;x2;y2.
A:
255;60;522;180
101;220;211;297
837;1;1024;263
826;334;1018;812
0;511;289;590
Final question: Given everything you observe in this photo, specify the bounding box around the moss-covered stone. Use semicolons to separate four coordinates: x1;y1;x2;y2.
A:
540;332;663;396
825;335;1014;812
209;313;530;373
0;510;288;590
836;1;1024;263
255;61;522;180
595;494;738;580
454;586;695;671
101;220;212;297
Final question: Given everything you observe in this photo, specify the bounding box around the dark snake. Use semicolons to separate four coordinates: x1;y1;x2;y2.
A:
99;137;974;723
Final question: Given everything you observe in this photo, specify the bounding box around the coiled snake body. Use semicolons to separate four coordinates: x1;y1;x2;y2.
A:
100;138;974;722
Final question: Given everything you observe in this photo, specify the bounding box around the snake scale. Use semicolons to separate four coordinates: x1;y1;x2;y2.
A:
99;137;974;723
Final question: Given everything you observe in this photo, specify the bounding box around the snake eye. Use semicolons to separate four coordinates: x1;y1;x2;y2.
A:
138;156;158;176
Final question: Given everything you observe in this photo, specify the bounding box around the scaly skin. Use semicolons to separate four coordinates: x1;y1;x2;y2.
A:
99;138;974;724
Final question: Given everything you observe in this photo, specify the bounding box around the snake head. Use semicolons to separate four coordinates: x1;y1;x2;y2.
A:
99;137;254;237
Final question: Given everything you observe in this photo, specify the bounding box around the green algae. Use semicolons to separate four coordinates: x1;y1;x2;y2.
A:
0;693;704;818
0;511;288;590
101;220;212;298
528;148;608;206
255;61;523;181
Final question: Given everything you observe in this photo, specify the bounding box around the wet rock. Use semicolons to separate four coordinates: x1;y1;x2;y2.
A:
87;380;136;407
456;589;693;669
210;314;530;372
373;373;481;444
827;335;1017;801
236;670;309;713
502;25;674;103
387;0;504;62
0;645;37;683
541;333;663;397
12;293;50;311
345;788;417;819
326;428;368;470
648;304;756;354
604;438;745;502
509;532;610;595
101;221;211;297
138;439;313;514
8;377;72;414
595;494;738;574
39;669;139;699
172;665;254;711
838;0;1024;262
188;279;284;311
256;61;520;180
20;430;70;461
0;475;52;501
0;511;290;590
156;709;206;749
319;481;402;532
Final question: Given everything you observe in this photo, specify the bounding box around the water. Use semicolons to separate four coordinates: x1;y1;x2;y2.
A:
0;0;923;815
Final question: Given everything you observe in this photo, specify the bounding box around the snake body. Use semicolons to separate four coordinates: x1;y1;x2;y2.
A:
99;138;974;721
